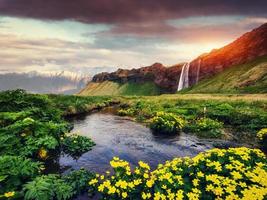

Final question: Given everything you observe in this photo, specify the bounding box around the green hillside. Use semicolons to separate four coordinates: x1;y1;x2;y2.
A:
185;55;267;94
78;81;161;96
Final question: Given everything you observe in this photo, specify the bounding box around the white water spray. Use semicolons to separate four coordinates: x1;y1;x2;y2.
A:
196;59;201;84
177;63;190;91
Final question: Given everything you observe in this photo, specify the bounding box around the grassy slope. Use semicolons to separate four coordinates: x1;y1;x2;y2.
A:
185;55;267;94
78;81;161;96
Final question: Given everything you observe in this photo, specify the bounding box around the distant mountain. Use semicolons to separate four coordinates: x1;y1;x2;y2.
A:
80;23;267;95
0;71;91;94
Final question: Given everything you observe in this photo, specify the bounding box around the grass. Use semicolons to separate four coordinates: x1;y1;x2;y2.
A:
79;81;161;96
116;94;267;143
183;55;267;94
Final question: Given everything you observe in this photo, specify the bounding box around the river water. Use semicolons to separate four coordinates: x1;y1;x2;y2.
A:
59;112;218;173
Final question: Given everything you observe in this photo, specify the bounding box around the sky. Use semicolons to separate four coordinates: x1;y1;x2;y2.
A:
0;0;267;75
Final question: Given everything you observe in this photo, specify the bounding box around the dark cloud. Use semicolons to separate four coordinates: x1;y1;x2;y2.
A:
0;0;267;24
91;18;266;44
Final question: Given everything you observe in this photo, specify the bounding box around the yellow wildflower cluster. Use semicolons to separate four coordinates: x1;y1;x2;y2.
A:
88;148;267;199
110;157;130;169
150;112;185;134
257;128;267;140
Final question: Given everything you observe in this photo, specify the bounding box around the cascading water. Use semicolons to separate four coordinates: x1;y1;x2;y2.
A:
177;63;190;91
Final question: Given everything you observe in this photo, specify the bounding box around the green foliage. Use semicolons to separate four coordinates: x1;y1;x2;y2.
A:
48;94;113;115
0;90;97;199
23;170;96;200
0;90;49;112
150;112;185;134
0;116;68;156
63;169;95;195
62;134;95;158
185;118;223;138
0;156;41;193
119;97;267;136
22;135;58;157
23;175;73;200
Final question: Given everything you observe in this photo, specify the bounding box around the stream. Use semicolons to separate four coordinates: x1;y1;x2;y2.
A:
59;112;226;173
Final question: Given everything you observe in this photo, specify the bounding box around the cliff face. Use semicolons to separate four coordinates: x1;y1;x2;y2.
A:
90;23;267;93
189;23;267;86
92;63;184;92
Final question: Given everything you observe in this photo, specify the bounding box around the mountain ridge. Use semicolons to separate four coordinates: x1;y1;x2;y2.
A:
0;71;91;94
80;23;267;95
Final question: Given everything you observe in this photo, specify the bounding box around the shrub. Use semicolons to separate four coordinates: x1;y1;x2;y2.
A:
62;134;95;158
207;103;234;123
23;175;73;200
117;108;135;116
0;156;41;194
89;148;267;200
186;118;223;138
63;169;95;195
150;112;185;134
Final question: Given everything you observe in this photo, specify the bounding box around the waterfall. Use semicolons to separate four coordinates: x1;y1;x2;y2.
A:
196;59;201;83
177;63;190;91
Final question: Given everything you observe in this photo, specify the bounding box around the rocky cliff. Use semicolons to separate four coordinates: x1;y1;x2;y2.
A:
89;23;267;93
188;23;267;86
92;63;184;93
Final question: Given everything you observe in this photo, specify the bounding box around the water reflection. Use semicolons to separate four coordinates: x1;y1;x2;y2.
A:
60;113;213;173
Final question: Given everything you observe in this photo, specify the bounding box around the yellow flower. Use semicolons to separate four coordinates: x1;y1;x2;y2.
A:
133;179;142;185
108;186;116;194
162;184;167;189
142;192;147;199
128;182;135;188
142;192;153;200
122;192;128;198
143;173;149;179
38;147;48;159
135;168;141;174
176;190;184;199
98;184;105;192
193;179;199;187
187;192;199;200
4;192;15;198
154;192;161;200
206;184;214;192
231;171;242;180
115;180;128;189
88;178;98;185
197;171;204;178
146;179;154;188
113;156;119;161
213;187;223;196
138;161;150;170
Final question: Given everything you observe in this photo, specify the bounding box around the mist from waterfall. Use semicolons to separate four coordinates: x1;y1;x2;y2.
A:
177;63;190;91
